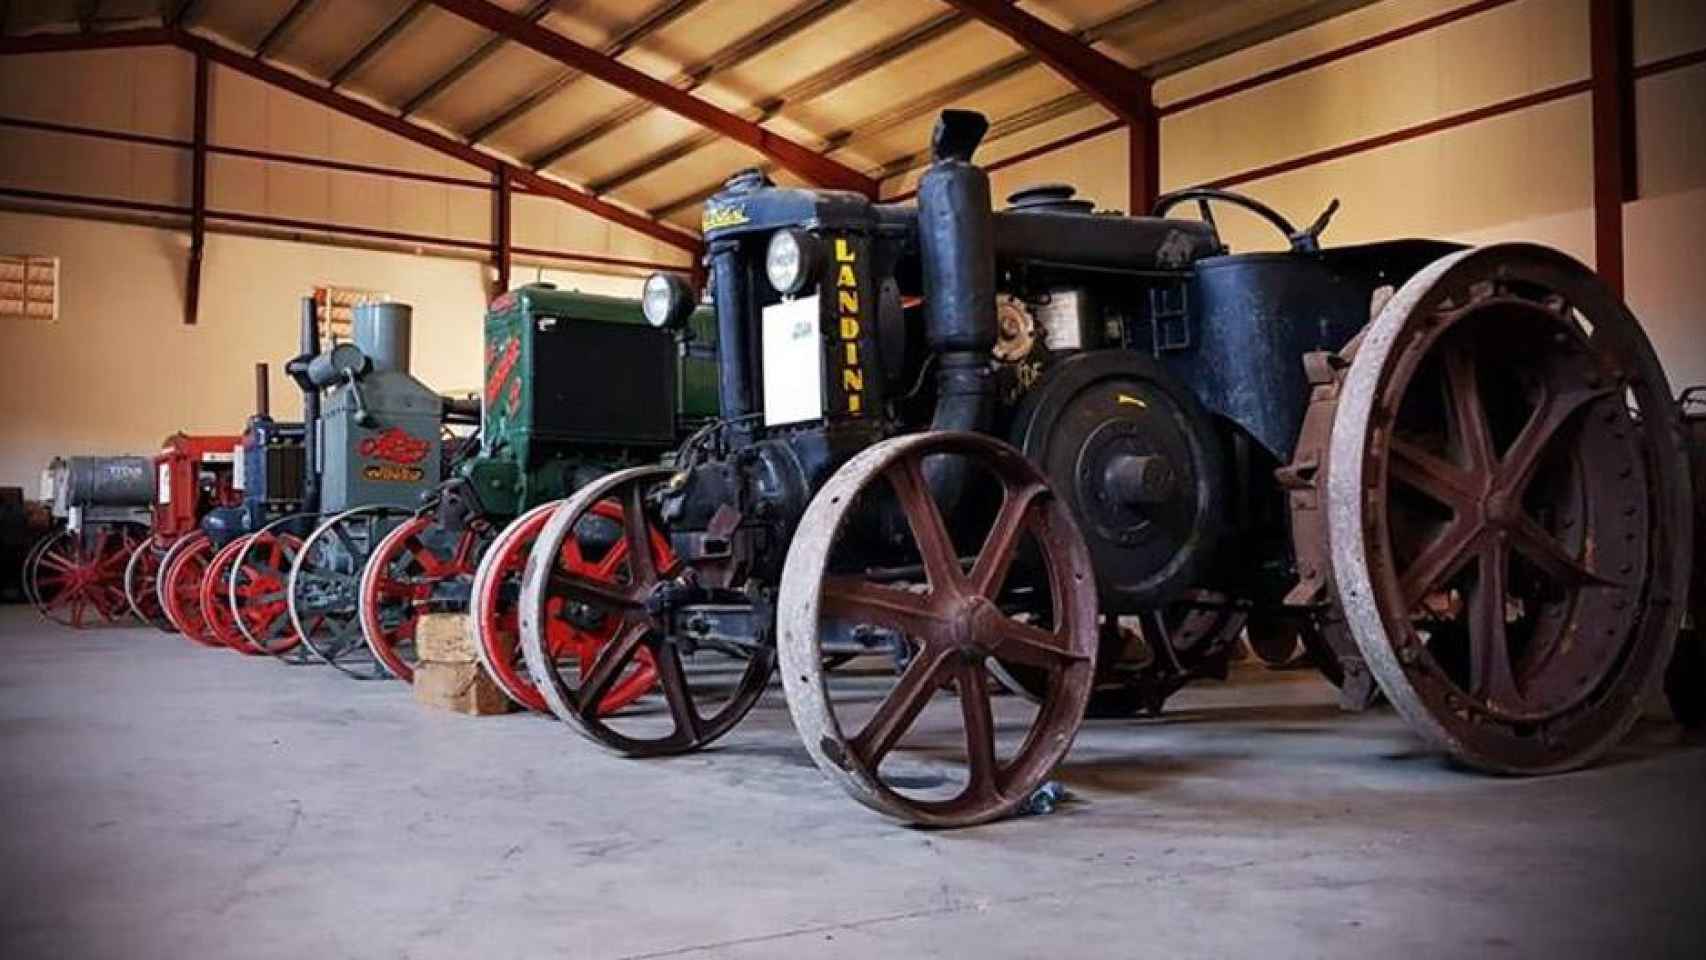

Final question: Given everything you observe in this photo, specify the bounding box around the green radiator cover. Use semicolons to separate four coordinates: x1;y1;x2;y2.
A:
469;283;717;516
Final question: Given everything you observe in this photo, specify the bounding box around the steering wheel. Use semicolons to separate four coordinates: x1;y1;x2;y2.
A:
1152;187;1339;254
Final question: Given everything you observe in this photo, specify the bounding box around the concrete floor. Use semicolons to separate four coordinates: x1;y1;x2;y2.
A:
1;606;1703;960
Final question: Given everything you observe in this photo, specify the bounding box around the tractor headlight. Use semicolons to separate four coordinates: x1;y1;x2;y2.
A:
641;272;694;330
765;228;817;296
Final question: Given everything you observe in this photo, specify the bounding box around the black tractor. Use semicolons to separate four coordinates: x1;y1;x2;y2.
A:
517;110;1692;827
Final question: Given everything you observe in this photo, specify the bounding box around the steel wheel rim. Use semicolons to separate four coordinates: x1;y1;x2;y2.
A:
160;532;220;643
230;517;311;657
358;513;485;683
1329;244;1690;773
290;507;407;680
200;537;252;652
32;527;139;628
518;466;769;755
124;535;176;631
778;431;1098;827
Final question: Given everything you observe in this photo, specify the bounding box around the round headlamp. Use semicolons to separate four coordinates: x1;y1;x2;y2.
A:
765;228;817;296
640;272;694;330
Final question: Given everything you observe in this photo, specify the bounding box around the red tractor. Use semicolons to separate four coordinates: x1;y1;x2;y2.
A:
124;433;241;639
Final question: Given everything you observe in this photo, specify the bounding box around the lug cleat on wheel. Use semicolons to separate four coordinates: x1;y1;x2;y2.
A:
359;513;488;683
476;501;662;714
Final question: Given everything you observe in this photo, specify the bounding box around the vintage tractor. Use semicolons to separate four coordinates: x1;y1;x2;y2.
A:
512;110;1691;827
355;284;717;709
1664;386;1705;728
124;432;241;635
26;456;154;628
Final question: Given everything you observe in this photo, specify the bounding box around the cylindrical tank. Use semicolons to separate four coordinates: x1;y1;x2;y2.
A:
354;301;411;375
64;456;154;507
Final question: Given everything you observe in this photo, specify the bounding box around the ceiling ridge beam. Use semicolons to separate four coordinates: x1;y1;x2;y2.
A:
0;25;167;53
398;0;554;118
170;29;700;254
464;0;709;145
327;0;429;89
942;0;1147;123
427;0;875;195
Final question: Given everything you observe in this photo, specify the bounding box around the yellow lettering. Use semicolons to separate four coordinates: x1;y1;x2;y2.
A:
839;290;859;314
847;394;862;414
843;368;864;392
840;315;860;339
837;264;856;288
835;238;855;262
845;343;858;365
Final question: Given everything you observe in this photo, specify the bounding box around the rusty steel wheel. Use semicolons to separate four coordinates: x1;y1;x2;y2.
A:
359;513;488;683
519;467;773;756
124;535;176;632
1328;244;1691;773
230;519;310;657
778;432;1098;827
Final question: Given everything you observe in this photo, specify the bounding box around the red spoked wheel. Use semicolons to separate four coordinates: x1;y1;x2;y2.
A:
160;532;219;644
124;534;176;632
29;526;143;628
200;536;254;652
359;514;488;682
477;501;665;714
230;522;307;657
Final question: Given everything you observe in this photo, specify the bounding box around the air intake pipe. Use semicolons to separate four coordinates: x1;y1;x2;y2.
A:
917;110;997;511
288;296;322;513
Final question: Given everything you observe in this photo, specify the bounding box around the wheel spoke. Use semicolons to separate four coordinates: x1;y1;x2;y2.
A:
1390;438;1480;507
967;481;1048;598
650;640;703;739
1497;385;1616;495
1506;513;1619;589
1443;342;1495;472
547;568;640;610
990;617;1087;671
1399;517;1481;609
821;576;939;639
957;659;1000;797
886;455;963;596
850;644;953;767
1468;539;1522;708
576;621;648;719
620;487;657;586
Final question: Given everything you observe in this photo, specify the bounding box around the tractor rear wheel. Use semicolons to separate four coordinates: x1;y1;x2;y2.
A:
160;532;219;644
290;507;409;680
359;513;488;682
124;535;175;631
1327;244;1692;773
230;520;309;657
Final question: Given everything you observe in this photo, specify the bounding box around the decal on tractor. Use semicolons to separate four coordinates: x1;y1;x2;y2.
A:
358;427;430;465
834;237;865;416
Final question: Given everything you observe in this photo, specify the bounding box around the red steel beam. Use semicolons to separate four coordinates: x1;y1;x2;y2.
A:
185;50;207;325
171;30;700;254
942;0;1154;214
942;0;1147;123
1589;0;1634;295
426;0;877;196
0;25;167;53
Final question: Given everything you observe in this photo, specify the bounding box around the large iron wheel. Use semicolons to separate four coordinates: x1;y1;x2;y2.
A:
290;507;409;680
358;512;488;682
230;519;309;657
124;534;176;631
778;432;1098;827
475;500;661;714
1328;244;1691;773
29;526;141;628
21;528;59;610
160;531;220;644
518;467;772;755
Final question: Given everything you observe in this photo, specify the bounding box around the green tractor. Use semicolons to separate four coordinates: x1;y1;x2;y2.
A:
356;282;716;708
